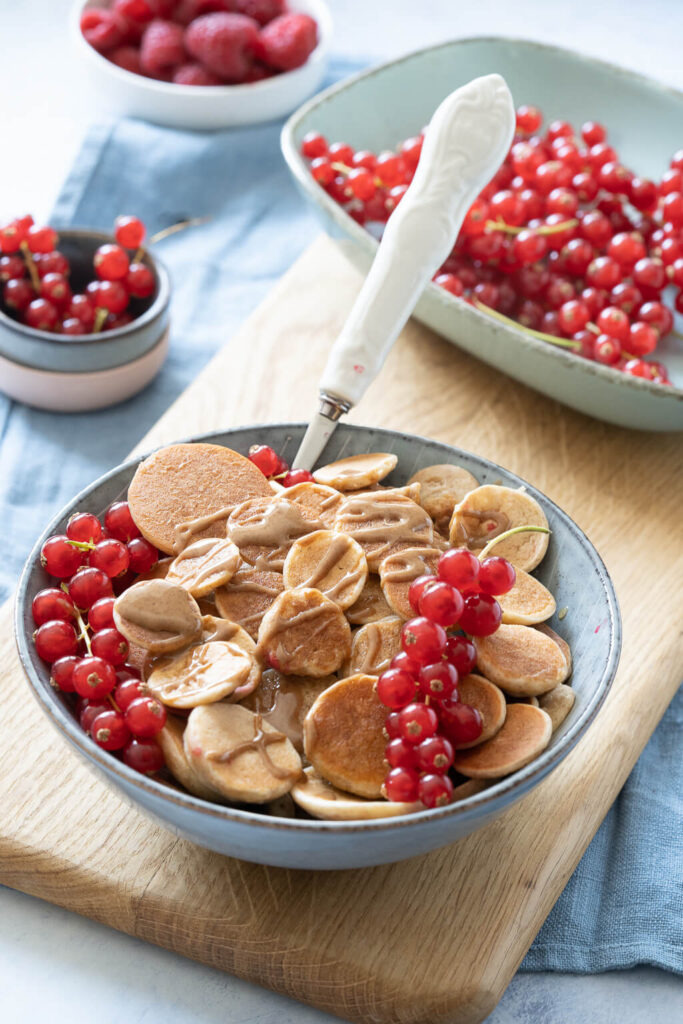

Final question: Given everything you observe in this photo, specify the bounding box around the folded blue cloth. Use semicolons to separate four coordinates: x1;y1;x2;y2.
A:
1;58;680;976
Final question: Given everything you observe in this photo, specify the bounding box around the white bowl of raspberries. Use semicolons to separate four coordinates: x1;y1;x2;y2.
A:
73;0;332;129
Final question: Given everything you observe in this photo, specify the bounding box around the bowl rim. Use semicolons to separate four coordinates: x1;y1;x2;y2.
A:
14;422;622;834
281;35;683;403
0;228;170;346
71;0;333;98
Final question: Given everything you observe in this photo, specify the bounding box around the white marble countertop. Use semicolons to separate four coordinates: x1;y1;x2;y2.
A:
1;1;681;1021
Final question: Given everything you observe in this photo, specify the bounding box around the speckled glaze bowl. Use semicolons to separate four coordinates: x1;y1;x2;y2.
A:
15;424;621;869
0;229;170;411
282;37;683;431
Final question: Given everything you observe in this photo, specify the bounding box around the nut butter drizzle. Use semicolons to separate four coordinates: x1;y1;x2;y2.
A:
206;713;295;780
297;534;365;600
228;500;323;569
173;504;237;554
169;537;239;588
380;545;441;583
356;622;384;673
454;509;511;550
335;493;432;562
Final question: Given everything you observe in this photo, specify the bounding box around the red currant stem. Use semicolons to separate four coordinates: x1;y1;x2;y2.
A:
74;607;93;656
671;330;683;343
19;240;41;292
484;218;578;236
478;524;551;560
67;539;96;552
147;217;210;249
471;299;581;350
586;322;601;335
108;693;122;713
93;308;108;333
330;161;353;175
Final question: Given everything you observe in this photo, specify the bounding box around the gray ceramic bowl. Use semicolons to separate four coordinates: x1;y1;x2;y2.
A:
0;229;170;373
15;424;621;869
282;37;683;431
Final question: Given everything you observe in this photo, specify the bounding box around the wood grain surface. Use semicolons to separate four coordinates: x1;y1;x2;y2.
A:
1;236;681;1024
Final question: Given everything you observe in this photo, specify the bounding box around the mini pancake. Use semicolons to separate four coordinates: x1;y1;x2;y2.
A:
227;497;316;570
535;623;572;675
345;575;393;625
283;530;368;611
408;463;479;533
292;767;421;820
303;674;387;798
453;704;553;778
166;537;241;598
358;483;422;503
334;490;434;571
135;556;172;583
113;578;202;655
242;668;337;754
214;563;284;640
283;482;343;527
538;684;575;731
200;615;261;700
456;674;507;748
127;443;272;555
157;715;225;801
473;624;570;697
497;568;556;625
184;703;302;803
147;641;252;709
450;484;549;571
257;587;351;676
313;452;397;491
346;615;403;675
378;546;441;619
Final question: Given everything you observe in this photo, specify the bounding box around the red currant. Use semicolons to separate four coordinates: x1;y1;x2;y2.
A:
444;635;476;675
628;321;658;356
25;298;59;331
478;556;516;596
581;120;606;146
418;661;458;702
282;469;315;487
88;597;116;631
384;737;419;770
95;280;128;314
609;282;642;316
3;278;34;313
122;738;164;774
416;735;454;774
72;656;117;699
114;677;146;712
67;512;102;545
114;215;146;249
32;587;76;626
125;695;167;738
418;772;454;808
417;580;464;628
557;299;590;336
247;444;282;477
68;567;113;609
515;105;542;134
384;766;420;803
437;548;480;591
376;668;416;710
585;256;621;290
67;294;96;330
40;273;72;308
79;700;111;735
94;244;130;281
104;501;140;542
593;334;622;365
607;232;646;268
401;617;447;665
26;225;57;254
384;710;402;739
632;257;666;294
126;262;155;298
389;651;420;677
90;538;130;578
439;700;483;746
458;593;502;636
638;301;673;337
91;710;131;751
34;619;78;662
50;655;81;692
41;534;84;578
596;306;630;342
91;627;129;665
126;536;158;574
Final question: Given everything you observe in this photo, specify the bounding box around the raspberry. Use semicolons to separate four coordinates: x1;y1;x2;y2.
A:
109;45;143;74
140;18;186;77
234;0;286;26
185;13;259;81
80;8;128;52
255;12;318;72
173;0;231;26
172;62;223;85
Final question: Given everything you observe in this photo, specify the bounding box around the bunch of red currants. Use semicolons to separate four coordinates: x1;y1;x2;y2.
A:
378;548;516;808
0;214;154;335
32;500;166;775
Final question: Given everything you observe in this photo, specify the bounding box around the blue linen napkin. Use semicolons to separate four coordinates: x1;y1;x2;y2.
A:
1;58;680;976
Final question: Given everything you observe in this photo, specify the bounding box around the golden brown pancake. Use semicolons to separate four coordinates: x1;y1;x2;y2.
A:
334;490;434;571
473;624;570;697
291;767;421;819
128;443;272;555
456;674;507;748
147;641;252;709
113;578;202;654
214;562;284;640
313;452;397;491
283;530;368;610
453;704;553;778
346;615;403;676
498;568;556;625
242;668;336;754
408;463;479;533
282;482;343;527
257;587;352;676
538;684;575;731
450;484;549;571
345;575;393;625
157;715;225;801
378;545;441;619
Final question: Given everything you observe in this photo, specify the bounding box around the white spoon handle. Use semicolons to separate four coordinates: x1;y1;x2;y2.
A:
319;73;515;406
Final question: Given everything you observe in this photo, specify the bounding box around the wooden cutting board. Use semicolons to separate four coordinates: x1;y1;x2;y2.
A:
1;236;681;1024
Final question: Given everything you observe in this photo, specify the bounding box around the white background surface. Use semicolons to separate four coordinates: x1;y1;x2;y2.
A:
1;1;682;1022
